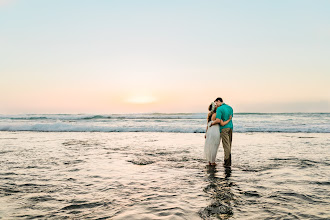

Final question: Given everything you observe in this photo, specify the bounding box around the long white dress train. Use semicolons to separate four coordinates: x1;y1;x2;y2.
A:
204;121;220;163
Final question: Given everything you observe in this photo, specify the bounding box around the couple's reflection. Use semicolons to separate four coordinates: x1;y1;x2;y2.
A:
199;166;234;219
206;165;231;180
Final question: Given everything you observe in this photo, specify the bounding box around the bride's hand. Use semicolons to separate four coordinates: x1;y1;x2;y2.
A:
229;115;232;120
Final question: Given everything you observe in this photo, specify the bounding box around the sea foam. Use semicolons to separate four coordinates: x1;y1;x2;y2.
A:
0;113;329;133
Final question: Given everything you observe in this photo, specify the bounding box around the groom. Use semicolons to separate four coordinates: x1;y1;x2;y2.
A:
211;97;233;167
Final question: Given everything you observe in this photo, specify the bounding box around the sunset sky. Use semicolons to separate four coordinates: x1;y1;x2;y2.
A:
1;0;329;113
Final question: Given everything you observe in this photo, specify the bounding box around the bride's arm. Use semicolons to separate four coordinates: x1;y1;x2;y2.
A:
205;125;208;138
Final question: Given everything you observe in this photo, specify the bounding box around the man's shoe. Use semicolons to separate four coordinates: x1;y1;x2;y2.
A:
224;158;231;167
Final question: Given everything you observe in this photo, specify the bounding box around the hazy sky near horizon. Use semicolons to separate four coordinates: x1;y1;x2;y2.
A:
1;0;329;113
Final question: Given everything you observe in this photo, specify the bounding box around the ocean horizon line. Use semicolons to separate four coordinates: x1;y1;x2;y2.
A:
0;112;329;115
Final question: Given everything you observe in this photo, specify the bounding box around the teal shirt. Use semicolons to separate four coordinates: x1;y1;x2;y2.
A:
216;103;233;131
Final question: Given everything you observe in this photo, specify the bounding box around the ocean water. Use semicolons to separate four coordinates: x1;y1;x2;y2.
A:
0;113;329;219
0;113;329;133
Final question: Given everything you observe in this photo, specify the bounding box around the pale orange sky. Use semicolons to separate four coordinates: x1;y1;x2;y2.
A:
1;0;329;113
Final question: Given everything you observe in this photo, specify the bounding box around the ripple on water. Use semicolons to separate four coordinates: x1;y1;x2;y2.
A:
0;172;18;176
199;200;233;219
270;157;330;167
0;150;14;154
279;192;321;203
62;139;103;147
309;181;330;185
61;201;108;210
28;195;55;202
63;159;84;165
127;158;155;165
243;191;261;198
167;156;190;162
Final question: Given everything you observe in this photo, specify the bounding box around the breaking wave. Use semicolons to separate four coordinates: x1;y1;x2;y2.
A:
0;113;329;133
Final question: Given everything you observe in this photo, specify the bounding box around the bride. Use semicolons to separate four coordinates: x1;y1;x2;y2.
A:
204;102;232;166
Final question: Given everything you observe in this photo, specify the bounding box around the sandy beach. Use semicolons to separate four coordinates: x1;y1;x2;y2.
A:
1;131;329;219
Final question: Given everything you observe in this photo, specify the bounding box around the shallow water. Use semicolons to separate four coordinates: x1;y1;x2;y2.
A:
0;132;329;219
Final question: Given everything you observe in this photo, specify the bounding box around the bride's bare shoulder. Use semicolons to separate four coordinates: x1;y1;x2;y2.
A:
211;113;216;120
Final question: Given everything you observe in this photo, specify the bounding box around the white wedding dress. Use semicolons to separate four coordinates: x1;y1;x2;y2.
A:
204;121;220;163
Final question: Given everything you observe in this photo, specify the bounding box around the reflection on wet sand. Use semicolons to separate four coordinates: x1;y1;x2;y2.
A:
199;166;234;219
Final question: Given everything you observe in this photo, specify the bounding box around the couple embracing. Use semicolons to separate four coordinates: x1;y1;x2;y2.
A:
204;97;233;167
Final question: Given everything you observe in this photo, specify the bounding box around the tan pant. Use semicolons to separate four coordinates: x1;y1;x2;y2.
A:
221;128;233;166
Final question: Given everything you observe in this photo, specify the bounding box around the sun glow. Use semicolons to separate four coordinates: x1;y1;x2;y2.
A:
125;96;157;104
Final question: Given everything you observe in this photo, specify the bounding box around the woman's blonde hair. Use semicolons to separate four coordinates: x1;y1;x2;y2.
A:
207;102;216;122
